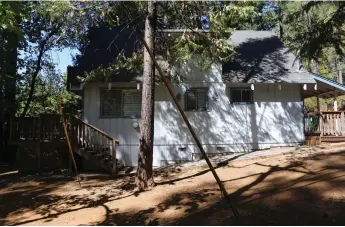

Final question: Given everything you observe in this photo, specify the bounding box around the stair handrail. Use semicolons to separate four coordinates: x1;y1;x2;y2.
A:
68;114;119;144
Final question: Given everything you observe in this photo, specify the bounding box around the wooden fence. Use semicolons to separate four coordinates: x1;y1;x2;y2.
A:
10;114;69;142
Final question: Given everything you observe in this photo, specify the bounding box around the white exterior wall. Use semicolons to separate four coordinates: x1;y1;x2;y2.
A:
83;63;304;166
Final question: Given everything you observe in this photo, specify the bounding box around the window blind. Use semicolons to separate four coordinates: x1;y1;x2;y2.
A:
123;90;142;117
100;89;142;118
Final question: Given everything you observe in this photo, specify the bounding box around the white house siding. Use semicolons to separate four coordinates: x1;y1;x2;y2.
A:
83;63;304;166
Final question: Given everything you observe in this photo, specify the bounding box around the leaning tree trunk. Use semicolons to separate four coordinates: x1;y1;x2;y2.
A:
20;44;44;117
20;24;62;117
136;0;157;190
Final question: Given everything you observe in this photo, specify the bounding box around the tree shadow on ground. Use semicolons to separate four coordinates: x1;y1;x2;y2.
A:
154;152;248;186
0;151;245;225
2;150;345;225
100;151;345;225
94;189;218;226
0;172;138;225
177;151;345;225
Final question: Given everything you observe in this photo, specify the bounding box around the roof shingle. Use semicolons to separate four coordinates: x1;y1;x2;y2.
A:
222;30;316;84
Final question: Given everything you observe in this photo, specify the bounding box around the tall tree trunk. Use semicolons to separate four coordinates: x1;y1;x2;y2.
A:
339;67;343;84
0;65;4;161
278;3;283;39
136;0;156;190
311;58;318;74
0;30;5;161
0;29;18;161
4;31;18;117
335;57;343;84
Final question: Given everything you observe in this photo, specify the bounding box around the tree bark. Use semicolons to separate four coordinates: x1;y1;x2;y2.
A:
4;31;18;117
311;58;318;74
2;30;18;161
0;29;18;161
339;67;343;84
335;57;343;84
0;41;4;161
136;0;156;190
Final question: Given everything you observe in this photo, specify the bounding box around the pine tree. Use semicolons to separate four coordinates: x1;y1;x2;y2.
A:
136;0;157;190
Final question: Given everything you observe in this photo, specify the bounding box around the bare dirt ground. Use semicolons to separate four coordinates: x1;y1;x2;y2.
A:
1;144;345;225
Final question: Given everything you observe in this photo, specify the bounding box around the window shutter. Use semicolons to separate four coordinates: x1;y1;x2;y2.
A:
123;90;142;117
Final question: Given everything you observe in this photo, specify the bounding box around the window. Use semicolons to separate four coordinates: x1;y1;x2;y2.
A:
230;88;253;104
100;89;142;118
185;88;208;111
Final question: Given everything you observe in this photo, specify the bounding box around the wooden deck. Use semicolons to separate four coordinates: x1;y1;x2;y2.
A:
321;136;345;143
9;114;120;173
305;111;345;143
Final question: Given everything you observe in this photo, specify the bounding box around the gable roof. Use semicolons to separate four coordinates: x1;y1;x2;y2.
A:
222;30;316;84
69;29;316;89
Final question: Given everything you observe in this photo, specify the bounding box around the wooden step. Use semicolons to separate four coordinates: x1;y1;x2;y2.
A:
75;146;120;174
74;148;113;173
321;136;345;142
117;166;134;174
94;153;105;158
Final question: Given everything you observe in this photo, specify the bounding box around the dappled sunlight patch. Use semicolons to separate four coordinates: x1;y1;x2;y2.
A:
99;188;222;226
4;209;42;226
29;206;107;226
2;146;345;225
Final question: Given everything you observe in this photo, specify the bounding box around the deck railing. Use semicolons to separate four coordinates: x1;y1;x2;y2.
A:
71;116;119;173
321;111;345;136
9;114;120;173
10;114;67;141
305;111;345;136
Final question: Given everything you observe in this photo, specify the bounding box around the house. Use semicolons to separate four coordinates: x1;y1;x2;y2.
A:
10;30;345;174
66;29;345;169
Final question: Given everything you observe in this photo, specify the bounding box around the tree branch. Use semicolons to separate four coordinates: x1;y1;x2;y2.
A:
20;24;63;117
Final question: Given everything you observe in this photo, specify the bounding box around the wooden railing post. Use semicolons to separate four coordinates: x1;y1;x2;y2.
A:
9;117;13;141
70;117;78;172
340;112;345;136
335;113;339;135
112;139;117;174
81;122;84;147
37;114;41;173
319;115;323;136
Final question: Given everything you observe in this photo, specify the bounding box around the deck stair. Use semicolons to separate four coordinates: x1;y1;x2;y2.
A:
9;114;121;174
71;116;120;174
